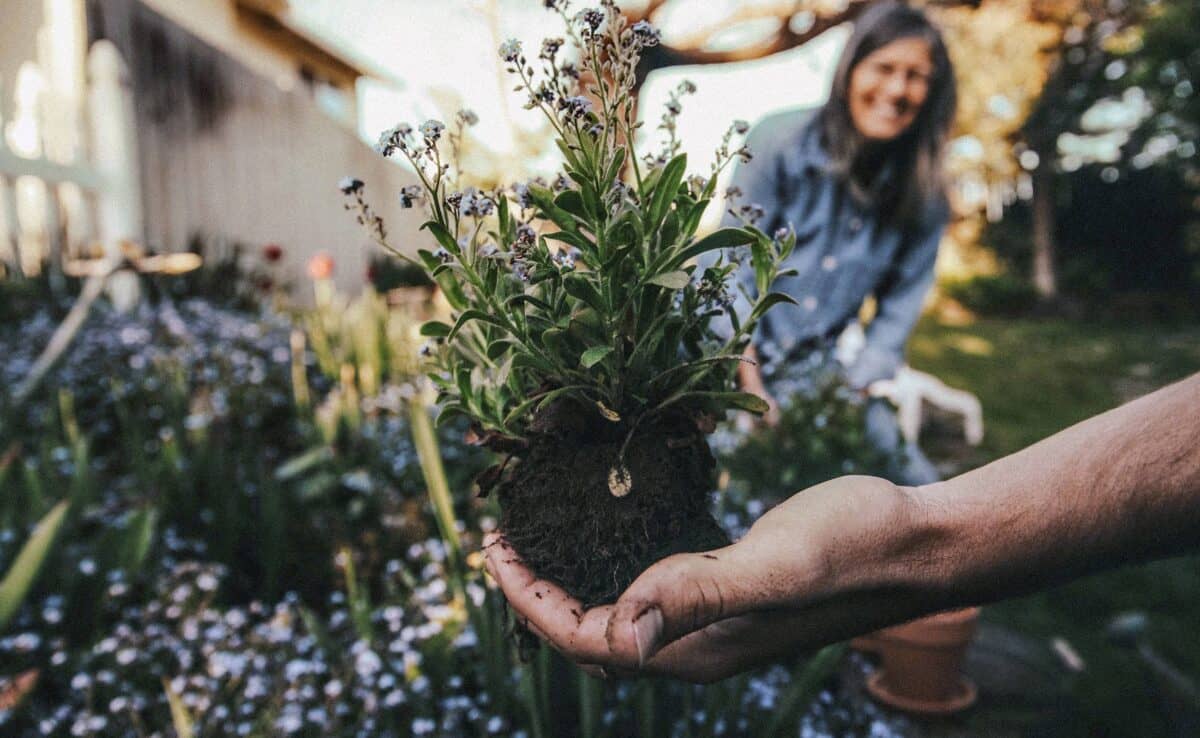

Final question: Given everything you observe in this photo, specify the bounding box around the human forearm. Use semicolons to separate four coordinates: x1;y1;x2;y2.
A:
908;372;1200;607
712;372;1200;650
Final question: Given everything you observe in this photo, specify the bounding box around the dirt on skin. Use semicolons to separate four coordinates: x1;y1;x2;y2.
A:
494;402;729;608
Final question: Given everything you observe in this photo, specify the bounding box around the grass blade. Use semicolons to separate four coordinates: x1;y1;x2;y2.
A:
0;501;69;631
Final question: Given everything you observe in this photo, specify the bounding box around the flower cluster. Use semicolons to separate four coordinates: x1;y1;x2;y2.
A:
3;546;520;738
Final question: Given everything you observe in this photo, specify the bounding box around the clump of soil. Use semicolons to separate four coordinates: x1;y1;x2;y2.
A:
493;402;729;608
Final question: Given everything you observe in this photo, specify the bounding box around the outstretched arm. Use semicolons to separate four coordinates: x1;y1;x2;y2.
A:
485;372;1200;682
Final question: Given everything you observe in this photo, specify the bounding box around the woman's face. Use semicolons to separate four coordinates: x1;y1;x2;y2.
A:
848;37;934;142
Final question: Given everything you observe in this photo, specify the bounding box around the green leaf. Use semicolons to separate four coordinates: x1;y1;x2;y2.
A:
580;345;614;368
569;307;603;331
605;147;627;187
562;275;606;312
421;220;461;255
666;227;757;270
556;190;588;221
528;186;580;234
433;271;469;310
496;191;510;231
447;309;509;341
486;339;516;361
646;270;691;289
712;391;771;413
543;229;595;255
750;231;773;295
0;501;70;631
433;402;468;427
647;154;687;230
502;385;592;427
748;291;799;324
540;327;567;353
506;294;553;312
646;354;753;389
679;198;710;239
116;507;158;574
512;351;557;374
555;139;584;172
656;390;770;415
419;321;452;337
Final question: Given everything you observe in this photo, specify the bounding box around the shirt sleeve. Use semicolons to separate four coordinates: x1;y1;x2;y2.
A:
844;210;945;389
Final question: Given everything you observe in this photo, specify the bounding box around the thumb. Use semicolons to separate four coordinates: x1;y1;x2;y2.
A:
604;545;756;669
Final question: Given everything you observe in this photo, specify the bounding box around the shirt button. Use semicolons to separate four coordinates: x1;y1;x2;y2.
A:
821;255;838;271
802;296;818;311
848;217;863;233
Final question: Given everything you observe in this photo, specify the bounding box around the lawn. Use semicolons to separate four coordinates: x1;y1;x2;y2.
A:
908;316;1200;737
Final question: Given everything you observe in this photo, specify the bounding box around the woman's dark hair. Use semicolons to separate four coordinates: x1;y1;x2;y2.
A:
819;2;957;227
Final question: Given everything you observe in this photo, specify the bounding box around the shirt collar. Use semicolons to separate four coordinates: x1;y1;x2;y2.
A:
791;117;901;194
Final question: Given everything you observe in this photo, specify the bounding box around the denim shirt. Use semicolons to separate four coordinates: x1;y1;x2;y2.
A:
718;108;946;389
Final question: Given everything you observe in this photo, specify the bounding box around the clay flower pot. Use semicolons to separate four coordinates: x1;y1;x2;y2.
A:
862;606;981;715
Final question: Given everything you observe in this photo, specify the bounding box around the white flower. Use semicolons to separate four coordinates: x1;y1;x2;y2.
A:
499;39;523;62
419;119;445;141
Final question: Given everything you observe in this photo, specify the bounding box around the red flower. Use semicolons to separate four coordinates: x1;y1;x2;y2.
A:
262;243;284;263
308;252;335;280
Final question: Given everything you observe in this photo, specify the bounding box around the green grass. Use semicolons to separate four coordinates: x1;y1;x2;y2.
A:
908;317;1200;737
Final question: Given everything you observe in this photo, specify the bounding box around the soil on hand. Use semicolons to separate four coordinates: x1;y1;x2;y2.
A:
495;402;729;608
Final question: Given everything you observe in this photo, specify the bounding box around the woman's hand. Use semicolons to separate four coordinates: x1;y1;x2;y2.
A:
484;476;929;683
737;347;780;427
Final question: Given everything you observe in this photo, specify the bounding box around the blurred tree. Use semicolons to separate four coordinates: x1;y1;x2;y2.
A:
1112;0;1198;184
1012;0;1154;300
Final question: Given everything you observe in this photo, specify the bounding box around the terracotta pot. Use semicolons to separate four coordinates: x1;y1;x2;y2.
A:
863;607;981;715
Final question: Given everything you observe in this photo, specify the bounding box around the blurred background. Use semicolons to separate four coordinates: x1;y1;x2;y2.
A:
0;1;1197;736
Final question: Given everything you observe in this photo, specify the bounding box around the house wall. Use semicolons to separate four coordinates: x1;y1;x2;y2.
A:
135;0;302;90
86;0;424;298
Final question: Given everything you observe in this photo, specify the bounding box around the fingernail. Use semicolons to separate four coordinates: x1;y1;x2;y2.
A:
632;607;663;667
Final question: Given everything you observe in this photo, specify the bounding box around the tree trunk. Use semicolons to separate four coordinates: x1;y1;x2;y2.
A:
1031;163;1058;300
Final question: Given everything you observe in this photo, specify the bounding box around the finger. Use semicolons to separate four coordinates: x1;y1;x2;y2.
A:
603;546;756;669
636;611;808;683
486;537;615;663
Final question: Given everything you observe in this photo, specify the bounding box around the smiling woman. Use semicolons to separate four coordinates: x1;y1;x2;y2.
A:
723;1;958;488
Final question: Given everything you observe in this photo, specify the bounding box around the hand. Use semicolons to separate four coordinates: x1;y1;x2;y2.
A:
737;356;780;428
484;476;924;683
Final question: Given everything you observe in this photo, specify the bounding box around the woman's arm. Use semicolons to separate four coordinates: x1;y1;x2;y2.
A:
485;372;1200;682
844;215;943;389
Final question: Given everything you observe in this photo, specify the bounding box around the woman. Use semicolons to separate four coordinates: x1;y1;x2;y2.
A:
725;1;957;486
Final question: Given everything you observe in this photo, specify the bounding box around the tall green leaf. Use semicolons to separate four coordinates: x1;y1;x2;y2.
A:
162;678;195;738
665;227;757;271
646;154;687;231
0;501;70;631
